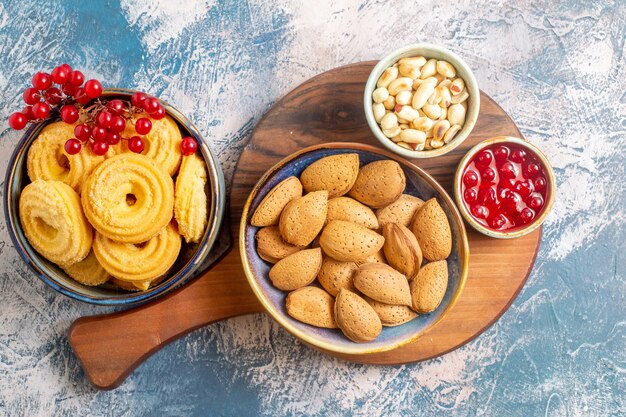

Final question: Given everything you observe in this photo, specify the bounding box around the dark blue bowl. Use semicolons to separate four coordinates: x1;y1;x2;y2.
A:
240;143;469;355
3;89;225;305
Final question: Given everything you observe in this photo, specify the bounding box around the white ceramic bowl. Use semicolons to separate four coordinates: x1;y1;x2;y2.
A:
364;43;480;159
454;136;556;239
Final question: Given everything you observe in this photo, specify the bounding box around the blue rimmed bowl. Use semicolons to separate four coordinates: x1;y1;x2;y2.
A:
240;143;469;355
3;88;226;305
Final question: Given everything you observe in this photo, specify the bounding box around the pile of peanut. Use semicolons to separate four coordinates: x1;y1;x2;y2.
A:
372;56;469;151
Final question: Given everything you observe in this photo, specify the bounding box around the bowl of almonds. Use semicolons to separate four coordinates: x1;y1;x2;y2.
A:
364;43;480;158
240;143;469;355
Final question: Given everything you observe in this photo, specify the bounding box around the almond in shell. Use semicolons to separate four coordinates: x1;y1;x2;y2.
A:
376;194;424;228
383;223;423;280
286;286;337;328
300;153;359;198
269;248;322;291
363;296;418;327
279;190;328;246
318;220;384;262
410;260;448;313
317;257;358;296
334;289;382;343
353;263;412;306
410;198;452;261
326;197;379;229
355;249;386;265
251;176;302;227
255;226;301;264
348;160;406;208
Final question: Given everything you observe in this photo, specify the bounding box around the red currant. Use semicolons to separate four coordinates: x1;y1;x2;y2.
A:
60;63;73;73
142;97;160;114
481;167;496;183
62;82;79;97
51;65;71;84
493;145;509;162
43;87;62;104
528;194;544;211
128;136;145;153
106;99;125;114
22;106;34;120
131;92;148;107
481;187;499;207
75;88;91;105
135;118;152;135
69;70;84;86
181;136;198;155
463;170;479;187
533;177;547;191
32;102;50;119
32;72;52;90
64;138;81;155
488;213;507;229
106;132;121;145
23;88;40;105
476;150;493;167
84;79;102;99
499;161;517;179
109;115;126;133
8;112;28;130
501;190;522;213
150;105;166;120
519;207;535;224
513;180;533;198
510;148;526;163
60;104;80;124
471;204;489;219
523;162;541;178
463;188;478;204
96;111;113;128
92;126;108;141
74;124;92;141
91;141;109;156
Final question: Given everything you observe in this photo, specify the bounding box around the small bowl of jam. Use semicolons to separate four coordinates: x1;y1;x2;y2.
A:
454;136;556;238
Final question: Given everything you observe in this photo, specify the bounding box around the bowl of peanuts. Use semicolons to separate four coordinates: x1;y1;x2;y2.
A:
364;43;480;158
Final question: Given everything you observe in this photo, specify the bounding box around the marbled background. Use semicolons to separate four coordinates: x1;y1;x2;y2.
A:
0;1;624;416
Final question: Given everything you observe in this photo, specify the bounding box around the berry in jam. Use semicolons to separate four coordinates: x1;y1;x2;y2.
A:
461;143;549;231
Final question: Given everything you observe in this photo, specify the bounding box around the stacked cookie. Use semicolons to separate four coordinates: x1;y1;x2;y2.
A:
19;117;208;291
251;154;452;343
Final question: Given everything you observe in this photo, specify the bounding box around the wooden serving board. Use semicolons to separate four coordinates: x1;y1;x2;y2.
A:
69;62;541;390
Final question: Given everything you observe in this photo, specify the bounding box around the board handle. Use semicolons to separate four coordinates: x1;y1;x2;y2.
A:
69;248;263;390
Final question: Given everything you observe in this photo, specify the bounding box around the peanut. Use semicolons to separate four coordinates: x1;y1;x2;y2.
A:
450;78;464;94
380;112;398;130
443;124;461;143
383;95;396;110
419;59;437;79
436;61;456;78
372;87;389;104
398;63;421;79
411;79;437;110
395;90;413;105
388;77;413;95
447;103;466;125
411;116;434;131
377;67;398;88
433;120;451;142
422;104;441;119
372;103;386;123
400;129;426;144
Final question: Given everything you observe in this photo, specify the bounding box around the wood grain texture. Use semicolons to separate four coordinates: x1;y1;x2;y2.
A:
69;61;540;389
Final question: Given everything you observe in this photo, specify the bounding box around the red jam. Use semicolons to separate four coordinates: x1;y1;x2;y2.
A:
461;143;549;231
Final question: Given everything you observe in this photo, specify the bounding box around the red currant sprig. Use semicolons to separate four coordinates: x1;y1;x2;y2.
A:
8;63;102;131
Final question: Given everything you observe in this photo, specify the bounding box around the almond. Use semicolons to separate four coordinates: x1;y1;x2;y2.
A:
334;289;382;342
286;286;337;328
355;249;386;265
255;226;301;264
348;160;406;208
410;198;452;261
353;263;412;306
279;190;328;246
317;257;358;296
383;223;423;280
251;176;302;227
363;296;418;327
319;220;384;262
410;260;448;313
376;194;424;228
300;153;359;198
326;197;379;229
269;248;322;291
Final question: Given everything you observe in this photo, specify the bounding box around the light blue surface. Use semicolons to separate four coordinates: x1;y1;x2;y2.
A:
0;1;624;416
